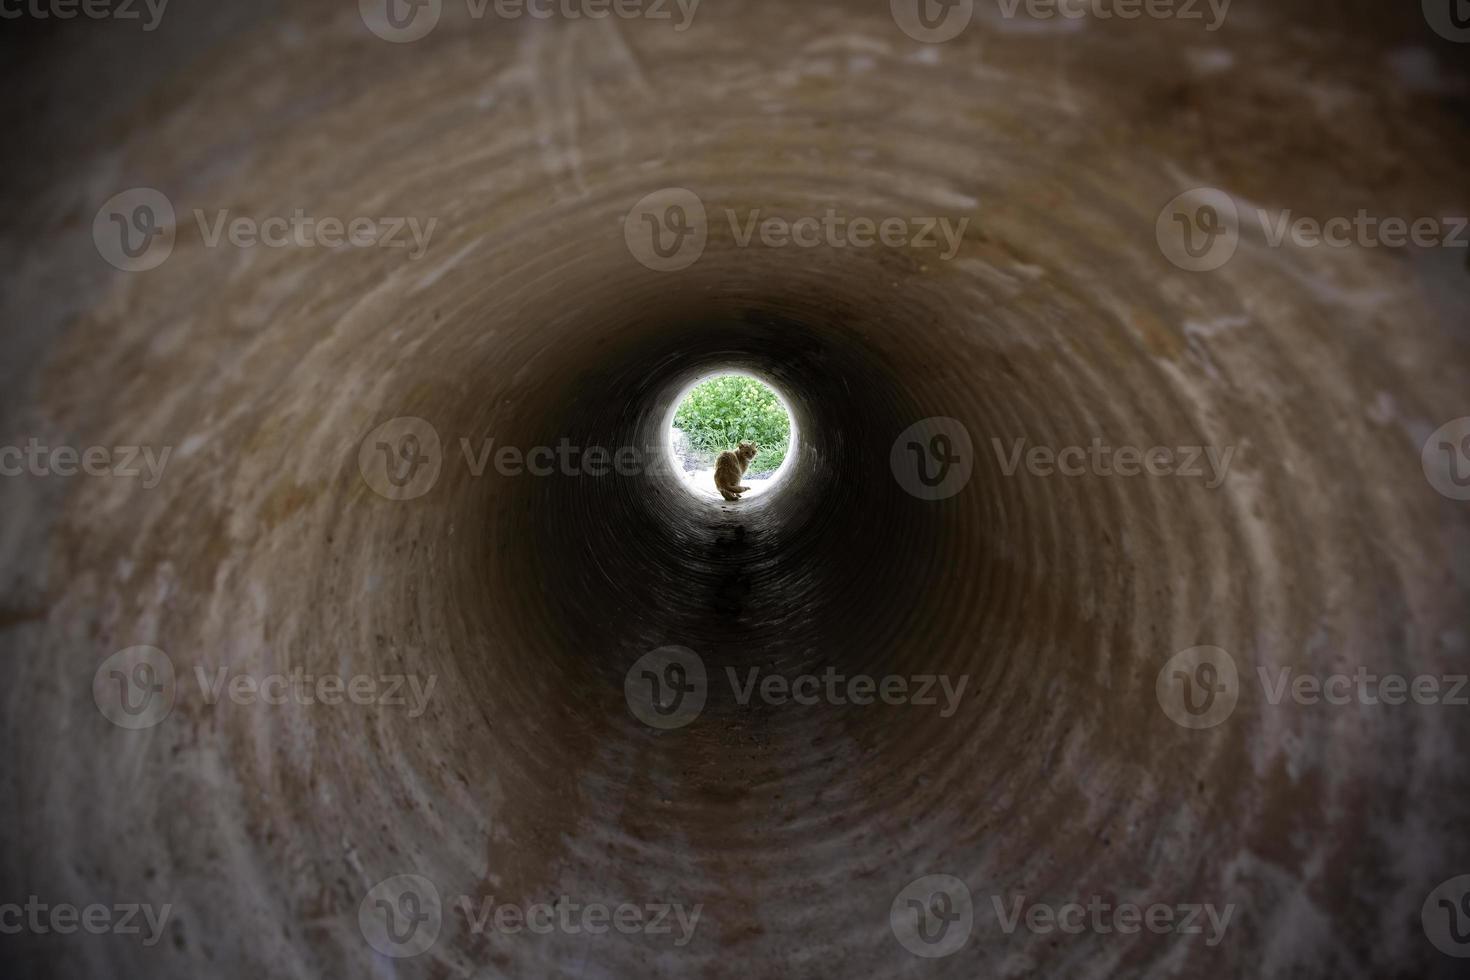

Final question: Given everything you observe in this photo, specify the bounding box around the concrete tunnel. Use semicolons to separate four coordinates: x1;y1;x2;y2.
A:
1;0;1469;976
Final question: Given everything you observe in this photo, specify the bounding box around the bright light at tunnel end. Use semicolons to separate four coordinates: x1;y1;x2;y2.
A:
663;370;799;503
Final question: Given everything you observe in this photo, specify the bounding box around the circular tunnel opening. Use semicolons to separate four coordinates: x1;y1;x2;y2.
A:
665;371;798;502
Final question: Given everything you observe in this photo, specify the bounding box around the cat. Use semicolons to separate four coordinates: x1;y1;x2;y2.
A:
714;441;758;501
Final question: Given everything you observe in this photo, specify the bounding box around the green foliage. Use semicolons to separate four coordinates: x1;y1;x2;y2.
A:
673;375;791;475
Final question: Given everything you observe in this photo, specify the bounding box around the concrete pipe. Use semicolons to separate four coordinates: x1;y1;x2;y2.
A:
1;0;1468;977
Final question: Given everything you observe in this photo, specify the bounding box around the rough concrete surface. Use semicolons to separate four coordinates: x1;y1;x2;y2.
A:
0;0;1468;977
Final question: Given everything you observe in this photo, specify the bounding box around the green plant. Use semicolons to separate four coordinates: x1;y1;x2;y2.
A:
673;375;791;475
